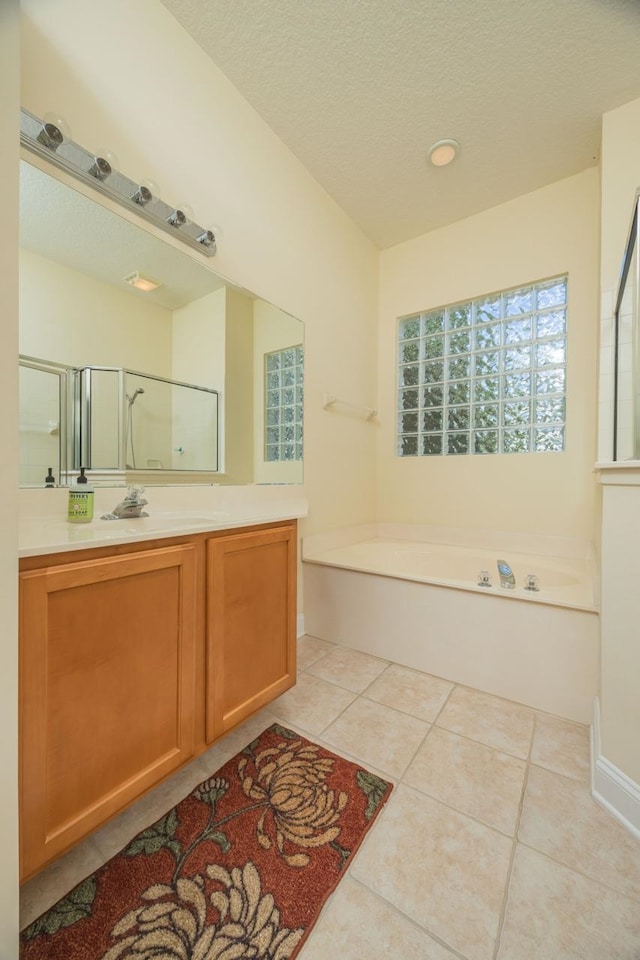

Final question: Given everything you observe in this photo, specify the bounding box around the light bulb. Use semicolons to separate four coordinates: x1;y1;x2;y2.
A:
166;203;194;228
209;223;224;243
88;148;119;181
131;178;161;206
144;178;161;200
37;112;71;151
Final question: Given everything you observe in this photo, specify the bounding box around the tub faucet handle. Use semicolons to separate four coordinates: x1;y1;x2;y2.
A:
477;570;492;588
524;573;540;591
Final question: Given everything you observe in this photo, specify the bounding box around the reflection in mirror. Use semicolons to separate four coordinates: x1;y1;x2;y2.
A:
19;158;304;487
614;193;639;460
19;358;69;486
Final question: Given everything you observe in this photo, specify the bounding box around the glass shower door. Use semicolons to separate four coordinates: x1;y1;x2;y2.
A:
614;193;640;460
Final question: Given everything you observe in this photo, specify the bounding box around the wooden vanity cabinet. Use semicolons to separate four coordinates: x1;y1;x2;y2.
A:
205;523;297;742
19;520;297;881
19;543;197;881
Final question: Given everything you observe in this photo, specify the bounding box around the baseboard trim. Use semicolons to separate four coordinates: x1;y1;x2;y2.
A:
296;613;305;638
591;697;640;841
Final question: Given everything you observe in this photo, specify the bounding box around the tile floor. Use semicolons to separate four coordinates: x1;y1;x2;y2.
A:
21;635;640;959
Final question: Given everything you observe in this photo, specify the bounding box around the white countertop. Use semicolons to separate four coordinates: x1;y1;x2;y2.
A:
19;485;308;558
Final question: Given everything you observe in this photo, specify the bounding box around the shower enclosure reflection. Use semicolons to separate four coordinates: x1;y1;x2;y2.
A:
19;358;219;485
614;190;640;460
125;387;145;469
79;367;219;474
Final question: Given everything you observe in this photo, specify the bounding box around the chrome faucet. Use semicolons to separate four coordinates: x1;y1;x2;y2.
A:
497;559;516;589
101;485;149;520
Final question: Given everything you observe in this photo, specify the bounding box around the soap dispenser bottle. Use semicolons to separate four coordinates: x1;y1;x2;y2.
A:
67;467;94;523
44;467;55;488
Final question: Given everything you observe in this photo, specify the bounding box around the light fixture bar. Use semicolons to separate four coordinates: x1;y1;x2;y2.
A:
20;107;218;257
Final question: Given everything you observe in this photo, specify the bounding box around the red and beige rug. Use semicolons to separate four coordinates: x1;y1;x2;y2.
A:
21;723;393;959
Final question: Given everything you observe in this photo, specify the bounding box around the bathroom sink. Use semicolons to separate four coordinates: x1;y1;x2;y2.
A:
119;513;228;531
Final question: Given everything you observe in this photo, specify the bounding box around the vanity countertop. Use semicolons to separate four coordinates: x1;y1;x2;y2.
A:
18;486;308;558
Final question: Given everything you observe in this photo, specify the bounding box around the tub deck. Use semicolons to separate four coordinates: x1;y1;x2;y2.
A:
303;537;595;612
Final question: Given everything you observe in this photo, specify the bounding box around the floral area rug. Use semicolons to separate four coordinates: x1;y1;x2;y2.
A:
21;723;393;959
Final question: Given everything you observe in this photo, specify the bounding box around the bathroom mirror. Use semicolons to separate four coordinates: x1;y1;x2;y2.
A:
19;157;304;487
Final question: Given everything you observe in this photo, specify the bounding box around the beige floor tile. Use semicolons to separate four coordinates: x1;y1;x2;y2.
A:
20;837;105;931
436;686;534;759
268;672;356;735
300;876;458;959
322;697;429;778
314;735;397;786
531;712;590;782
351;785;512;960
306;645;388;693
365;664;453;722
404;726;526;835
297;634;335;671
498;844;640;959
197;708;278;773
519;764;640;901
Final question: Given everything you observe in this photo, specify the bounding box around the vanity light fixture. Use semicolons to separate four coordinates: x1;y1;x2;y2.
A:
131;184;153;206
88;156;113;181
37;121;64;151
123;271;161;293
427;138;460;167
167;203;194;228
167;208;188;227
20;107;219;257
196;229;216;248
36;113;70;151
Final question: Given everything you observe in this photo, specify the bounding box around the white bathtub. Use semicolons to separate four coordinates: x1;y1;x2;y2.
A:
302;527;599;723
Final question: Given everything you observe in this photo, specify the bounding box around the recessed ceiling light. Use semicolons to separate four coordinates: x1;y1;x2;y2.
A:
427;139;460;167
123;271;162;293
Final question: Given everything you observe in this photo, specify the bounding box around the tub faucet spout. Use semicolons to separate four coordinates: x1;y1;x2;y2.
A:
497;559;516;589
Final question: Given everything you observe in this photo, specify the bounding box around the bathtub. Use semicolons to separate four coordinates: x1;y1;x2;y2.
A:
302;526;599;723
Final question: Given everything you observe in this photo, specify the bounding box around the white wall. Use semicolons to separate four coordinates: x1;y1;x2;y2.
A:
378;169;600;542
598;97;640;787
20;248;173;372
224;288;255;484
172;289;226;391
172;288;226;471
0;0;20;953
20;0;380;535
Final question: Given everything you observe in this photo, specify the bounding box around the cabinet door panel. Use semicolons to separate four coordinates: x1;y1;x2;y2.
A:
20;544;197;880
206;524;296;741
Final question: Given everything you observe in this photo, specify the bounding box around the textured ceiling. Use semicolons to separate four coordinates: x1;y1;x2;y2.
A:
20;163;226;310
159;0;640;248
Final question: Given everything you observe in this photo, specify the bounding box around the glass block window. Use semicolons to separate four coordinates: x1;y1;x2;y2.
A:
265;345;303;462
397;276;567;456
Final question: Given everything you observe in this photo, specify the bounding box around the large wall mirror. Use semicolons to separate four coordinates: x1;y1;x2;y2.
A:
19;158;304;487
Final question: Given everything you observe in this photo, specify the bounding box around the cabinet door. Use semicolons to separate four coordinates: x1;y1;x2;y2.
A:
20;543;197;880
206;524;296;742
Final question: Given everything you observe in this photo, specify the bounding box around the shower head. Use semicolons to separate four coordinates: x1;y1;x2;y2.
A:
126;387;145;405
